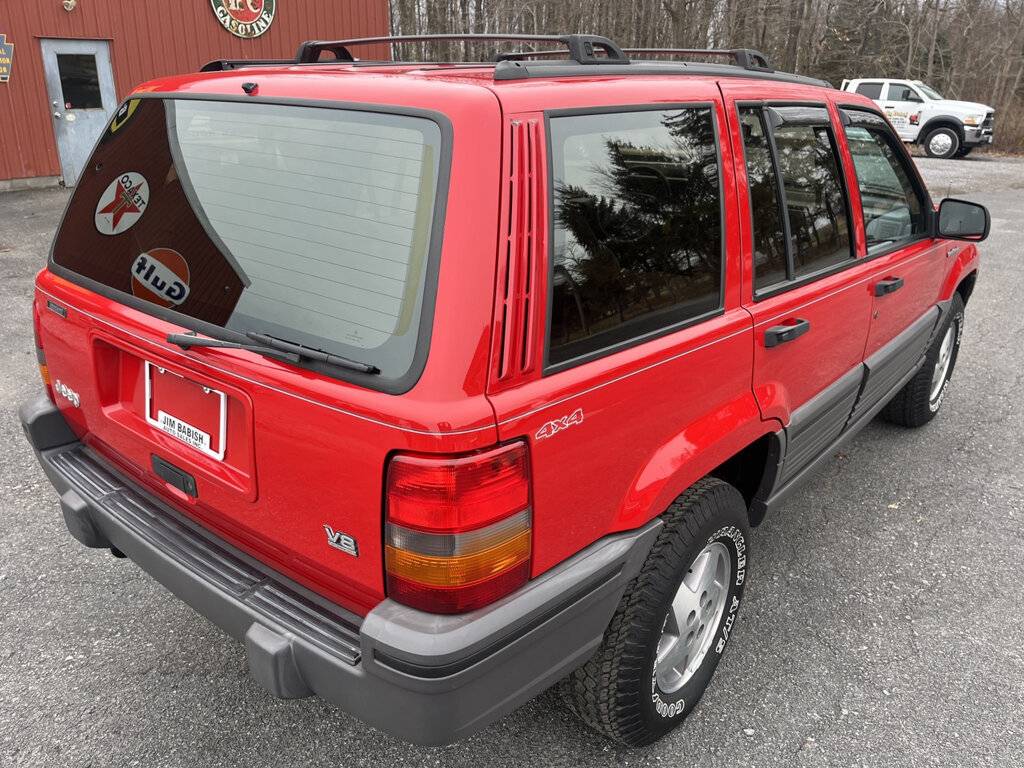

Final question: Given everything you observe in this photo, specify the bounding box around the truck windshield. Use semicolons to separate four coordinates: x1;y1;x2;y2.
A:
50;97;444;384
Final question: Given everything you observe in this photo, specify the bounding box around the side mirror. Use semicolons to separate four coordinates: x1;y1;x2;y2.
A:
937;198;990;242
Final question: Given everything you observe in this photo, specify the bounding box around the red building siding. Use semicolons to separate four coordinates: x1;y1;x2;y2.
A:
0;0;390;182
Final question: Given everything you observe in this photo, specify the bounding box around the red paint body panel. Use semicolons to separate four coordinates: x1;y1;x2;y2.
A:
34;65;981;617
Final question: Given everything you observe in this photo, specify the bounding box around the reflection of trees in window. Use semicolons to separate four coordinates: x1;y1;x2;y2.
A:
739;108;787;289
772;124;850;276
549;109;721;364
843;126;924;245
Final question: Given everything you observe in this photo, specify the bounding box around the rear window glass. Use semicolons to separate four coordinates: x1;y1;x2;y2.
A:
51;98;443;383
855;82;883;100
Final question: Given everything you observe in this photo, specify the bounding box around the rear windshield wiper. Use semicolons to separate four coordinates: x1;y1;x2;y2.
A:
166;329;380;375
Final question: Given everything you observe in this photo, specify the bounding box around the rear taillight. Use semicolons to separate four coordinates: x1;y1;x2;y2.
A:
32;304;53;400
385;441;532;613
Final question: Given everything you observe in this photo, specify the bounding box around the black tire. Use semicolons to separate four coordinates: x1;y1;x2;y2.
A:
954;146;973;158
881;293;965;428
923;126;961;159
563;478;750;746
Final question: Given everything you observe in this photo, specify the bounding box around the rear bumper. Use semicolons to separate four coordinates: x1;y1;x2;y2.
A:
19;394;660;745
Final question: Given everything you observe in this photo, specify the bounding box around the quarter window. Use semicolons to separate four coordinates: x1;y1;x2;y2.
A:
842;111;927;249
547;108;722;367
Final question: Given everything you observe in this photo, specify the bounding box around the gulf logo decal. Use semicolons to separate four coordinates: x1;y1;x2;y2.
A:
131;249;191;308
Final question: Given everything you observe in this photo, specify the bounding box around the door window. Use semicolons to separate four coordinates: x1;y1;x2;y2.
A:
855;82;883;99
56;54;103;109
841;111;928;250
546;107;723;367
886;84;922;103
738;105;853;293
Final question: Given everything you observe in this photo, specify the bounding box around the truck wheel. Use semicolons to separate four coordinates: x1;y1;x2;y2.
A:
923;127;961;159
564;478;749;746
882;293;964;427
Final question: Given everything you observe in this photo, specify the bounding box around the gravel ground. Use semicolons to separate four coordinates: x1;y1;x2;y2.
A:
1;154;1022;767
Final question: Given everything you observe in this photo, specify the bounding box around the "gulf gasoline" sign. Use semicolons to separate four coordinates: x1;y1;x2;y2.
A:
210;0;276;39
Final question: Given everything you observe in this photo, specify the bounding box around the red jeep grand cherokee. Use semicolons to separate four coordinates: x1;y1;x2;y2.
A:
21;34;989;746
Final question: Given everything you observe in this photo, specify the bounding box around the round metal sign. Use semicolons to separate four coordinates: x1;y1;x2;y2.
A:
210;0;276;39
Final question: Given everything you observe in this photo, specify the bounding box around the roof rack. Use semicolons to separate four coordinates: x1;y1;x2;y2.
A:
200;33;628;72
195;34;831;88
623;48;773;72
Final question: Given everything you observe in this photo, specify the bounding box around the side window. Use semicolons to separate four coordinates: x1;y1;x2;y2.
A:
855;82;883;100
772;114;853;277
547;107;722;367
887;84;921;103
739;104;853;292
842;111;927;249
738;108;788;289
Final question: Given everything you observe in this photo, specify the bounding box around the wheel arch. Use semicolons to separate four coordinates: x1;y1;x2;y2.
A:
918;116;965;144
709;431;782;527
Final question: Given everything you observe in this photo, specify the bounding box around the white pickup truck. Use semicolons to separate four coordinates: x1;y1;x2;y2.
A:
840;78;994;159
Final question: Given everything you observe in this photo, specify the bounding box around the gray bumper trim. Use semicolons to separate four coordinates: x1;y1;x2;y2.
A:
20;394;660;744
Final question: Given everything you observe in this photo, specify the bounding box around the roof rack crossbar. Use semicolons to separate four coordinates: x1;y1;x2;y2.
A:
622;48;773;72
296;34;630;66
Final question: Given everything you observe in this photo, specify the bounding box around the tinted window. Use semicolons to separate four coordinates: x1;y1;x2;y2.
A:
888;84;921;102
771;116;852;277
56;54;102;109
855;82;884;99
843;121;926;248
739;108;788;289
548;108;722;366
52;98;443;381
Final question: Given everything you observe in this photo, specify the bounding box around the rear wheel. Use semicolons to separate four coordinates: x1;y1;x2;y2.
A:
882;293;964;427
563;478;750;746
923;126;961;159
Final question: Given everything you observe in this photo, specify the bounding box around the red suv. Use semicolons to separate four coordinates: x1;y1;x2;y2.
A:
21;35;989;746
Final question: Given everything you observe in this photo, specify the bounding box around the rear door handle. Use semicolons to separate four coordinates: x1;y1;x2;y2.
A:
874;277;904;297
764;319;810;348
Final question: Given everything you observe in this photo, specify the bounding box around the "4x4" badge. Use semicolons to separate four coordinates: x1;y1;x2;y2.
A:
535;408;584;441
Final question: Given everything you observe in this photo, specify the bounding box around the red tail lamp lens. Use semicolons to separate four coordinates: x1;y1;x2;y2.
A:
385;442;532;613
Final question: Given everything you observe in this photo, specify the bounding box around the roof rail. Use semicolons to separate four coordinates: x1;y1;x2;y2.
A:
623;48;773;72
200;58;297;72
295;34;629;65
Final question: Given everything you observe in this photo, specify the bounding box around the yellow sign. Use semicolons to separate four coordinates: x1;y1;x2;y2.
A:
0;34;13;83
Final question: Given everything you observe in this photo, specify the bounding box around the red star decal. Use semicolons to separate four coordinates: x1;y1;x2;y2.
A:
98;181;143;231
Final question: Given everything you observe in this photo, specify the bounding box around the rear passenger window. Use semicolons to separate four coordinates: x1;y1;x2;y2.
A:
842;111;927;249
738;105;853;292
547;108;722;367
855;82;883;100
772;116;853;277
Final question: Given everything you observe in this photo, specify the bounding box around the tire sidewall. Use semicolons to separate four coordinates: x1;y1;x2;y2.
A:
642;510;749;732
925;127;960;159
929;302;964;413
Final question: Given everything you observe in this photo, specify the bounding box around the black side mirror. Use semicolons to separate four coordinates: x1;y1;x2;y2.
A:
937;198;990;242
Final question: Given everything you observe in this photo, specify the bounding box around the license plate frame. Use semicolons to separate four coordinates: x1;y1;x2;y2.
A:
144;361;227;461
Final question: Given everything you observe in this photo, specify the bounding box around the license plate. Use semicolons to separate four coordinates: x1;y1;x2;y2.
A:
144;362;227;461
155;410;212;453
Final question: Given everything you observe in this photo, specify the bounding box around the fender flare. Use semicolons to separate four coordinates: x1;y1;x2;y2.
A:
611;392;782;532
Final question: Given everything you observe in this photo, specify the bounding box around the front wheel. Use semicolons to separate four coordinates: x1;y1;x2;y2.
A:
923;127;961;159
563;478;750;746
882;293;964;427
